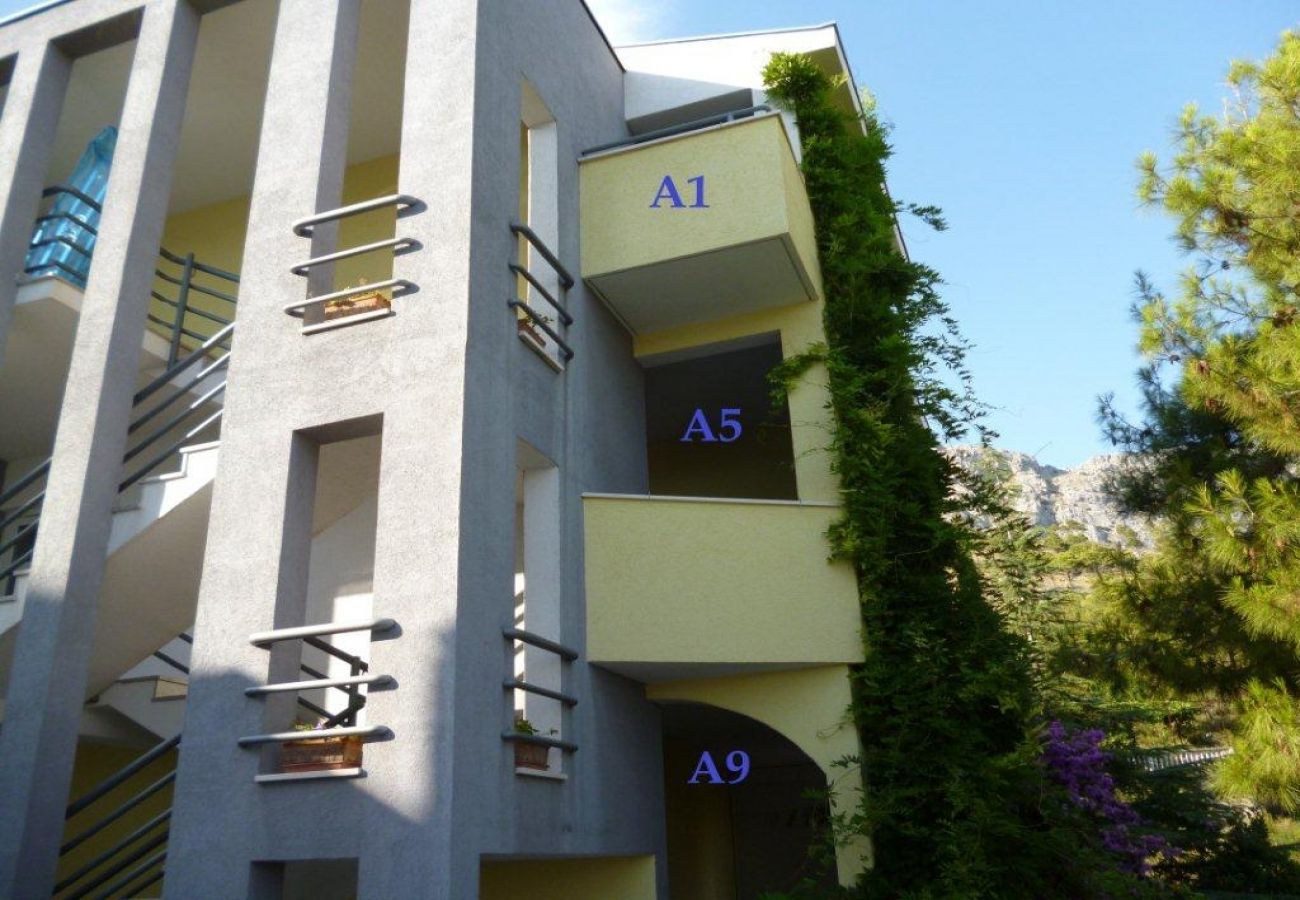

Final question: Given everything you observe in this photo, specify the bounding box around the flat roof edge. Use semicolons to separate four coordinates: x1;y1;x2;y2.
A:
0;0;77;30
614;21;839;50
578;0;626;73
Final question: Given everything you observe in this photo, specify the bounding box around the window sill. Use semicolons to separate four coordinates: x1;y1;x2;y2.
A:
518;331;565;372
515;767;567;781
301;308;393;335
256;767;365;784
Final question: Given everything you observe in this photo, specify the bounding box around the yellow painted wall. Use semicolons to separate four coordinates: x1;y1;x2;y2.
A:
56;739;176;898
479;855;657;900
635;301;838;504
663;739;736;900
583;495;861;667
648;667;872;885
581;116;791;276
149;155;400;350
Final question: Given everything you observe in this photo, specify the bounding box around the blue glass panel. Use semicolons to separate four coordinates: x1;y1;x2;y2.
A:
24;126;117;288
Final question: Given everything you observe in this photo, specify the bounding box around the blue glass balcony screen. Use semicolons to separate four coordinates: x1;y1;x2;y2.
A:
25;126;117;288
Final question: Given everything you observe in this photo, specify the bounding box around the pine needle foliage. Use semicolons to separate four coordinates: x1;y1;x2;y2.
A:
1103;29;1300;821
761;53;1161;898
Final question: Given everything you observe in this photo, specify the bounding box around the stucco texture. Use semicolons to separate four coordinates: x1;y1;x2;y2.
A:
583;495;862;667
649;666;872;884
479;854;657;900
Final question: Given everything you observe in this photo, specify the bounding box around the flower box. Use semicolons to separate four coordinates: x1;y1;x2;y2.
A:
517;317;547;347
514;741;550;771
279;734;364;772
324;290;390;321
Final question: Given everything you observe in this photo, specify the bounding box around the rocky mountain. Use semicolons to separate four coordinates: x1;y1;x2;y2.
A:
947;446;1155;548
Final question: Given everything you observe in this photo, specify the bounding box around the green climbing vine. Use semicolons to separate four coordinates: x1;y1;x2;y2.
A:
761;53;1163;898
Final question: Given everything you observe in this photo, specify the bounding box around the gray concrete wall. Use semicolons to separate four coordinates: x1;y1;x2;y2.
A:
448;0;664;892
0;2;200;894
0;0;664;894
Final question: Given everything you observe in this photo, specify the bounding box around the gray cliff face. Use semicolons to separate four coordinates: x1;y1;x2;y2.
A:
947;446;1155;548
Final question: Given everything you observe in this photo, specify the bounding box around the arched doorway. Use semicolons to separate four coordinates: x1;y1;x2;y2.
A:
661;702;838;900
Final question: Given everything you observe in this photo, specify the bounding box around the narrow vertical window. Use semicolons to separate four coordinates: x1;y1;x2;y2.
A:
514;82;565;370
512;442;563;774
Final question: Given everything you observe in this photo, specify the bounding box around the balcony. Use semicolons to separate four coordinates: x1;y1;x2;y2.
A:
582;494;861;682
579;112;822;335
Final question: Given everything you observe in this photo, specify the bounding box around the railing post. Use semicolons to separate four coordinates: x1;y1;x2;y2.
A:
347;659;360;727
167;251;195;367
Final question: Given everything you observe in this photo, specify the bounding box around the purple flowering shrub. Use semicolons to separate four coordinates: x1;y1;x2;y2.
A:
1042;720;1176;876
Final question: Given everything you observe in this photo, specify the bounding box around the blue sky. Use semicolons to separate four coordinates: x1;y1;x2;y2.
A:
588;0;1297;467
2;1;1295;466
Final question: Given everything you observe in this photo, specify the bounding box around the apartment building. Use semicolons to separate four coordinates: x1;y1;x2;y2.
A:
0;1;871;896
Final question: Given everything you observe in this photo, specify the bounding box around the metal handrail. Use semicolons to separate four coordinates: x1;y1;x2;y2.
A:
53;810;169;894
509;263;573;326
245;674;394;696
582;104;774;156
501;731;579;753
119;408;224;492
61;770;175;855
66;735;180;818
303;635;369;672
507;300;575;362
123;382;227;464
133;321;236;405
237;724;390;747
290;236;420;276
158;245;239;283
249;618;397;648
66;835;166;899
156;268;238;305
0;548;33;585
0;459;48;508
283;278;413;318
129;352;230;435
503;678;578;706
292;193;424;238
93;849;167;900
0;488;42;534
151;649;189;676
503;626;578;662
509;223;574;289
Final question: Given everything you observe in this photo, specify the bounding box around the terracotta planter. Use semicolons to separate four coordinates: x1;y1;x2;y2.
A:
324;290;390;321
280;734;364;773
513;741;549;771
517;317;546;346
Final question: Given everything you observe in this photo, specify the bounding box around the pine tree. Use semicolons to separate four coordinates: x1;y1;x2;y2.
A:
1102;29;1300;821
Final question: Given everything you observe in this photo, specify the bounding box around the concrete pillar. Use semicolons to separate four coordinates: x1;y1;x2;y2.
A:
353;0;481;892
0;40;70;372
0;2;200;896
165;1;361;894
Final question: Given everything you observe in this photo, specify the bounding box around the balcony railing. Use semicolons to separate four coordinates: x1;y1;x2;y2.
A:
25;185;238;369
285;193;423;331
509;222;574;365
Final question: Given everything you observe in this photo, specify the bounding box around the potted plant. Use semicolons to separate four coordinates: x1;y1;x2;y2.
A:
516;313;552;348
279;720;364;773
324;277;391;321
512;715;552;771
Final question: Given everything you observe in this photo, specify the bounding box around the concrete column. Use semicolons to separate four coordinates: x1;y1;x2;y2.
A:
0;40;70;372
164;1;360;894
354;0;480;894
0;2;200;896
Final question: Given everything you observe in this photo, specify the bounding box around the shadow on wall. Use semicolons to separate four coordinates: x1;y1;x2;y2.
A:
661;700;838;900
